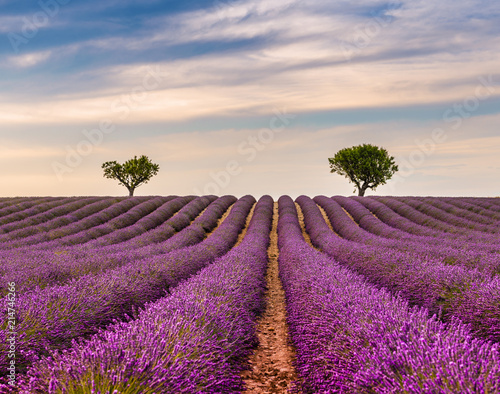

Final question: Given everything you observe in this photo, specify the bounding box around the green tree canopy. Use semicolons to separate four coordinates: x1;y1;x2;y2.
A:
102;155;160;196
328;144;398;196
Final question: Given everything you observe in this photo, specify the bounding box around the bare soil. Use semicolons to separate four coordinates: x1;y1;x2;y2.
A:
294;202;313;247
234;202;256;247
242;202;299;393
341;206;359;226
204;202;234;238
317;204;340;236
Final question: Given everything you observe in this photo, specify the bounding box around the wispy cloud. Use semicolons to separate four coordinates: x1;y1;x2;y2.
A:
1;0;499;105
7;50;52;67
0;0;499;196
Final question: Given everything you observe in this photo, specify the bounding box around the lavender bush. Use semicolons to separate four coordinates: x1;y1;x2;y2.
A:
0;196;228;294
399;197;500;233
278;195;500;393
0;196;254;376
298;196;500;342
0;197;84;228
15;196;273;394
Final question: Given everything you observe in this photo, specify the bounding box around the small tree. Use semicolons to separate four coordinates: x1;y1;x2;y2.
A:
328;144;398;196
102;155;160;196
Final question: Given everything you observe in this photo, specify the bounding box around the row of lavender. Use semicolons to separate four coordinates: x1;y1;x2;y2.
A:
350;196;499;242
1;195;498;310
279;196;500;393
0;195;497;241
298;196;500;342
0;195;256;379
2;196;274;393
0;195;234;295
0;197;92;226
321;196;500;274
368;196;500;241
0;194;235;253
393;196;500;231
0;195;496;255
0;196;179;247
0;194;498;392
337;196;500;244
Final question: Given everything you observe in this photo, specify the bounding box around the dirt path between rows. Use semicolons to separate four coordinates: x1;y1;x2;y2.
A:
341;206;359;226
317;204;341;236
203;202;234;238
294;203;313;246
234;202;256;247
241;202;299;393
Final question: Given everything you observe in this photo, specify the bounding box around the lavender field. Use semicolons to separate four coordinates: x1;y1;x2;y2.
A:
1;195;500;393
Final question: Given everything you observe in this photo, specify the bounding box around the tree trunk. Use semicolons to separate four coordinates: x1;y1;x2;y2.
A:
358;184;368;197
128;188;134;197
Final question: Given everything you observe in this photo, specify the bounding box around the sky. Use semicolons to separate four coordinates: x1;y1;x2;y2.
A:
1;0;499;199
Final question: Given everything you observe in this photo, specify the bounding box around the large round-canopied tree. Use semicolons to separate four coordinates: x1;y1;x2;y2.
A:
102;155;160;196
328;144;398;196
